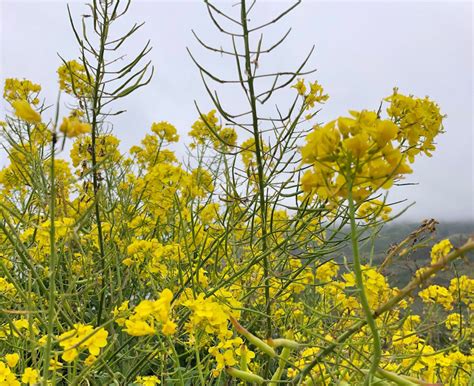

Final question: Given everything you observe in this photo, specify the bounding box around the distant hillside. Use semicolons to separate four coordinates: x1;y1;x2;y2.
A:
337;220;474;288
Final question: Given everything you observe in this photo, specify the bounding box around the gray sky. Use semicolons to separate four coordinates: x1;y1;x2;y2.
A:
0;0;472;222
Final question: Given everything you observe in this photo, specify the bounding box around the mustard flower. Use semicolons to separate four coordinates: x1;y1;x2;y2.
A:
11;99;41;124
21;368;39;385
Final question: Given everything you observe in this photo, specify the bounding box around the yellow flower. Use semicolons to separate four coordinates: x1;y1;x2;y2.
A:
121;289;175;337
419;285;454;310
161;320;177;336
4;353;19;368
135;375;161;385
124;319;156;336
291;78;306;95
60;116;91;138
151;121;179;142
449;275;474;308
21;368;39;385
358;199;392;222
85;328;108;356
61;347;79;363
0;361;19;385
48;358;63;371
84;355;97;366
58;324;108;361
430;239;453;265
315;261;339;282
11;99;41;123
57;60;93;97
3;78;41;104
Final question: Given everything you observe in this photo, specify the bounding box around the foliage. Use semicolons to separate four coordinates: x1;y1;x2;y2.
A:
0;1;472;385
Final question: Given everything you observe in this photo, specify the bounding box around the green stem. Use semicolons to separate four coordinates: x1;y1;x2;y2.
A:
42;133;57;385
240;0;272;340
347;187;381;385
91;1;109;327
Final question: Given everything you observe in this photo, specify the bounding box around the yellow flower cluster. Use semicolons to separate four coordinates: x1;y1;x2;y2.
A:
419;285;454;310
58;324;108;363
120;289;176;337
300;88;443;202
21;368;40;385
151;121;179;142
135;375;161;385
385;88;444;159
20;217;75;263
188;110;237;149
291;79;329;109
59;110;91;138
57;59;93;97
0;360;19;386
449;275;474;310
315;261;339;282
430;239;453;265
0;277;16;296
183;291;241;339
208;337;253;377
343;265;393;309
188;109;219;147
11;99;41;124
70;133;121;169
357;199;392;222
0;64;470;386
3;78;41;105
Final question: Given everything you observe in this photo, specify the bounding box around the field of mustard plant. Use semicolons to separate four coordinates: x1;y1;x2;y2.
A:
0;1;472;385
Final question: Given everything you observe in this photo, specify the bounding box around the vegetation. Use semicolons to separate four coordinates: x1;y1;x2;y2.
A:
0;1;472;385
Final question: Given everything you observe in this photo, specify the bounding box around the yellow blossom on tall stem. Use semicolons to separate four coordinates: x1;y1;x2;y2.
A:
11;99;41;123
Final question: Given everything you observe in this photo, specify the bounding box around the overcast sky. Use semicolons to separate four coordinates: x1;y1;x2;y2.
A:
0;0;472;222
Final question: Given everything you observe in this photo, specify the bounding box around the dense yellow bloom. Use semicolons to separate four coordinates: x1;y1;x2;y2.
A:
0;361;19;385
124;320;155;337
4;353;19;368
208;337;245;376
183;292;240;339
240;137;269;170
419;285;454;310
300;90;443;203
188;110;219;147
358;199;392;222
58;324;108;362
430;239;453;265
135;375;161;385
151;121;179;142
3;78;41;104
386;87;444;159
315;261;339;282
21;368;39;385
0;19;468;385
70;133;121;169
0;278;16;296
449;275;474;308
60;111;91;138
20;218;75;263
343;265;391;309
57;60;93;97
215;127;237;148
11;99;41;123
122;289;176;337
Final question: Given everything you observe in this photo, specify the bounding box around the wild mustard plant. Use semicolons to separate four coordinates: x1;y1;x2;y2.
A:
0;1;472;385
